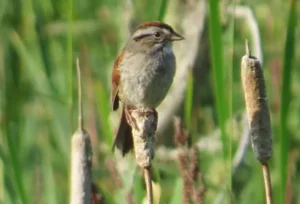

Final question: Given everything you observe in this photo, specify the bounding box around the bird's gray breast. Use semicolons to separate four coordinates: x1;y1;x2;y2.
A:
119;48;175;108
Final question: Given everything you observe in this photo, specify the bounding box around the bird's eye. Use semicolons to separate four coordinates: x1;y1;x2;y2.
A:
153;32;161;38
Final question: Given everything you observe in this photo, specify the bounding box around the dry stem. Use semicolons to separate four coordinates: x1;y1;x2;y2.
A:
77;58;83;130
174;117;206;203
144;166;153;204
157;0;206;134
262;164;273;204
228;5;263;63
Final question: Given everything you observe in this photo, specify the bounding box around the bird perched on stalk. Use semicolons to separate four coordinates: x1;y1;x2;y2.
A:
111;21;184;156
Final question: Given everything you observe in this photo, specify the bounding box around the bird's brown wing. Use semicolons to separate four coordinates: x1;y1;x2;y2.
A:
112;106;133;156
111;52;134;156
111;53;123;111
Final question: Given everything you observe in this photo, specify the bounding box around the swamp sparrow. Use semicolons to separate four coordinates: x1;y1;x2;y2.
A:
111;21;184;155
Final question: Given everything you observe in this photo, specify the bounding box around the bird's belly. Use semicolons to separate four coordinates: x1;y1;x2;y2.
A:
119;57;175;108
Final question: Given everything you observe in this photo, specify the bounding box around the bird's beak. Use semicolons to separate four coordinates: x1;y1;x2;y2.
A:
170;32;184;41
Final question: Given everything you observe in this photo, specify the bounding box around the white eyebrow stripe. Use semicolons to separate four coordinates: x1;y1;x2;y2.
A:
132;27;155;38
132;27;170;39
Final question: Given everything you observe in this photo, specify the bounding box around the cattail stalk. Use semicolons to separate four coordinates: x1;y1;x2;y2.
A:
262;164;272;204
144;166;153;204
241;40;273;204
70;58;92;204
127;108;157;204
241;40;273;163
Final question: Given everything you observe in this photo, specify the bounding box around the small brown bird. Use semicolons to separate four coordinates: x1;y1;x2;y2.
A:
111;21;184;156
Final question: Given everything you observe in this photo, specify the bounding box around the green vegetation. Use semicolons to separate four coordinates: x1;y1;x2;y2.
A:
0;0;299;203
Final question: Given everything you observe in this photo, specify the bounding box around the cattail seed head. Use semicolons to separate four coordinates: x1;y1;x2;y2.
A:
128;108;157;168
241;40;273;164
70;58;93;204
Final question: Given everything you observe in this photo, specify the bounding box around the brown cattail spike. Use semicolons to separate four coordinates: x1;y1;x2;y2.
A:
241;40;273;164
70;58;93;204
126;108;157;204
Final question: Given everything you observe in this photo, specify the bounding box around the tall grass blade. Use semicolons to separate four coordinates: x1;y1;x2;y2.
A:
42;154;57;204
208;0;229;159
3;67;28;204
170;178;182;204
158;0;168;21
280;0;297;203
67;0;73;131
95;83;113;146
184;72;193;132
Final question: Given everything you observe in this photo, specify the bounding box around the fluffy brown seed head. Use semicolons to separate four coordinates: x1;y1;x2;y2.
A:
241;40;273;164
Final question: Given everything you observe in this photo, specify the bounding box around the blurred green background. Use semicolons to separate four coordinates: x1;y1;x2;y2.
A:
0;0;299;203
